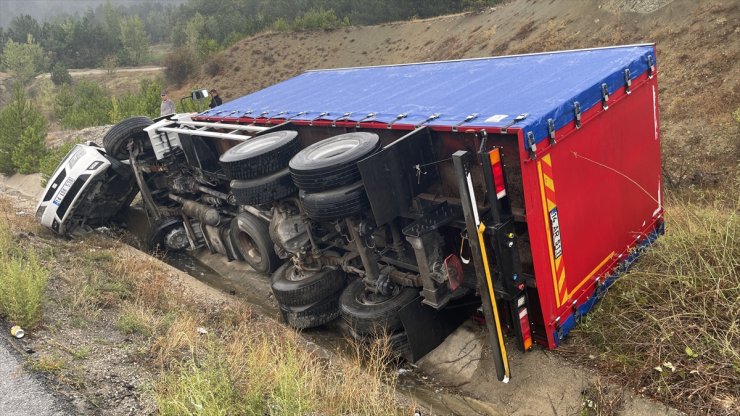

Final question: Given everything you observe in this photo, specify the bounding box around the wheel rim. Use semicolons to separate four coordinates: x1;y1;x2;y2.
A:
236;230;262;264
355;284;401;306
112;138;131;158
235;137;277;154
307;139;361;161
286;267;315;282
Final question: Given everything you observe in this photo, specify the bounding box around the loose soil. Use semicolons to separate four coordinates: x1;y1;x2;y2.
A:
176;0;738;187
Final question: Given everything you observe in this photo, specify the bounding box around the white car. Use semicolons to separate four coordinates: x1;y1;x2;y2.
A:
35;142;136;235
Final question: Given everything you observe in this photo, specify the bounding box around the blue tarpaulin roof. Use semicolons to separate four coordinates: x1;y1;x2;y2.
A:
200;44;656;146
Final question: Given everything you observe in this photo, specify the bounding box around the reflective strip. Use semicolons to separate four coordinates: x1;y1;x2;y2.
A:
538;154;567;307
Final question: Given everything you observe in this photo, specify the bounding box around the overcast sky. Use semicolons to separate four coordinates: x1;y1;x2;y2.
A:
0;0;185;28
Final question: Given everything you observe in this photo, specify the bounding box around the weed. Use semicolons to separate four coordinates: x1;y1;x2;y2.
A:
150;312;204;369
29;354;67;375
72;347;91;360
117;302;159;337
156;348;242;416
0;222;49;328
153;320;408;415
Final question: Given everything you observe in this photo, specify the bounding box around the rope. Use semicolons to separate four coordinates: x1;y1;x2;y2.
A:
571;151;659;204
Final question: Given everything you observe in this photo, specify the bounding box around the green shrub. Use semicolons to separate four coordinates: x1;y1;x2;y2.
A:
156;350;243;416
110;79;163;122
164;47;198;87
292;8;346;31
55;81;113;129
117;307;153;336
462;0;500;12
39;140;81;186
0;222;49;328
271;17;291;32
49;63;72;86
0;84;48;175
11;125;47;174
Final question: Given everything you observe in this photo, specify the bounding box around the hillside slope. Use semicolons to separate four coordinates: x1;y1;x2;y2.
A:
180;0;738;185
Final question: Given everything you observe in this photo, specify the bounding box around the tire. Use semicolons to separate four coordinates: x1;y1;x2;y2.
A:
146;217;186;251
279;295;340;329
103;116;153;160
339;279;420;335
230;168;297;206
219;130;301;180
271;263;346;307
231;212;281;274
227;217;245;261
299;182;369;221
289;132;380;192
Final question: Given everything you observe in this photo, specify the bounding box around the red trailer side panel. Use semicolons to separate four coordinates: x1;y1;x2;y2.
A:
522;72;663;348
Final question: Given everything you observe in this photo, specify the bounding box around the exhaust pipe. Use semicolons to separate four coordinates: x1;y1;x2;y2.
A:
168;194;222;226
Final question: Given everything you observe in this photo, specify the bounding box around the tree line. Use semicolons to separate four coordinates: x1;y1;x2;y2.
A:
0;0;499;177
1;0;499;76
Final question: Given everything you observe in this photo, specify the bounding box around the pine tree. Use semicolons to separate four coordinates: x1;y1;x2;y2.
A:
0;84;49;175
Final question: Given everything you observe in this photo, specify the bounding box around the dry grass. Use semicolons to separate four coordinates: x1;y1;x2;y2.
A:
36;221;411;415
154;323;409;416
0;193;409;414
563;188;740;415
580;377;625;416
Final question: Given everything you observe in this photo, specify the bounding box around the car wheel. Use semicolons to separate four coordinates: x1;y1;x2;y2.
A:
219;130;301;180
103;116;153;160
289;132;380;192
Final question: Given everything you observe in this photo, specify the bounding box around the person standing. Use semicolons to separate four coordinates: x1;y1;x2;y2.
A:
160;91;176;116
209;89;223;108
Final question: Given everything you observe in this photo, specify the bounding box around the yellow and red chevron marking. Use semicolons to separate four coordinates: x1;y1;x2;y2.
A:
537;154;567;307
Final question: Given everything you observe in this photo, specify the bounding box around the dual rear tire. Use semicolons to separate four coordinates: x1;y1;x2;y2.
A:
271;263;346;329
289;132;379;222
220;131;301;206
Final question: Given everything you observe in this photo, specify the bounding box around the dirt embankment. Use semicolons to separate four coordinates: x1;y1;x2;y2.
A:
179;0;738;185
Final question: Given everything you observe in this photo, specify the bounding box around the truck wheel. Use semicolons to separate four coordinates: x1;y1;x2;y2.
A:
147;218;188;251
219;130;301;180
289;132;380;192
271;264;346;307
231;212;281;274
230;168;297;206
339;279;419;335
299;182;369;221
103;116;153;160
279;295;340;329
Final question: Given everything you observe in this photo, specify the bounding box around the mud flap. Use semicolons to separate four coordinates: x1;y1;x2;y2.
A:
399;293;480;362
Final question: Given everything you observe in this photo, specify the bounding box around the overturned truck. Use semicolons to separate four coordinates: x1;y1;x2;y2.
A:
37;45;664;381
